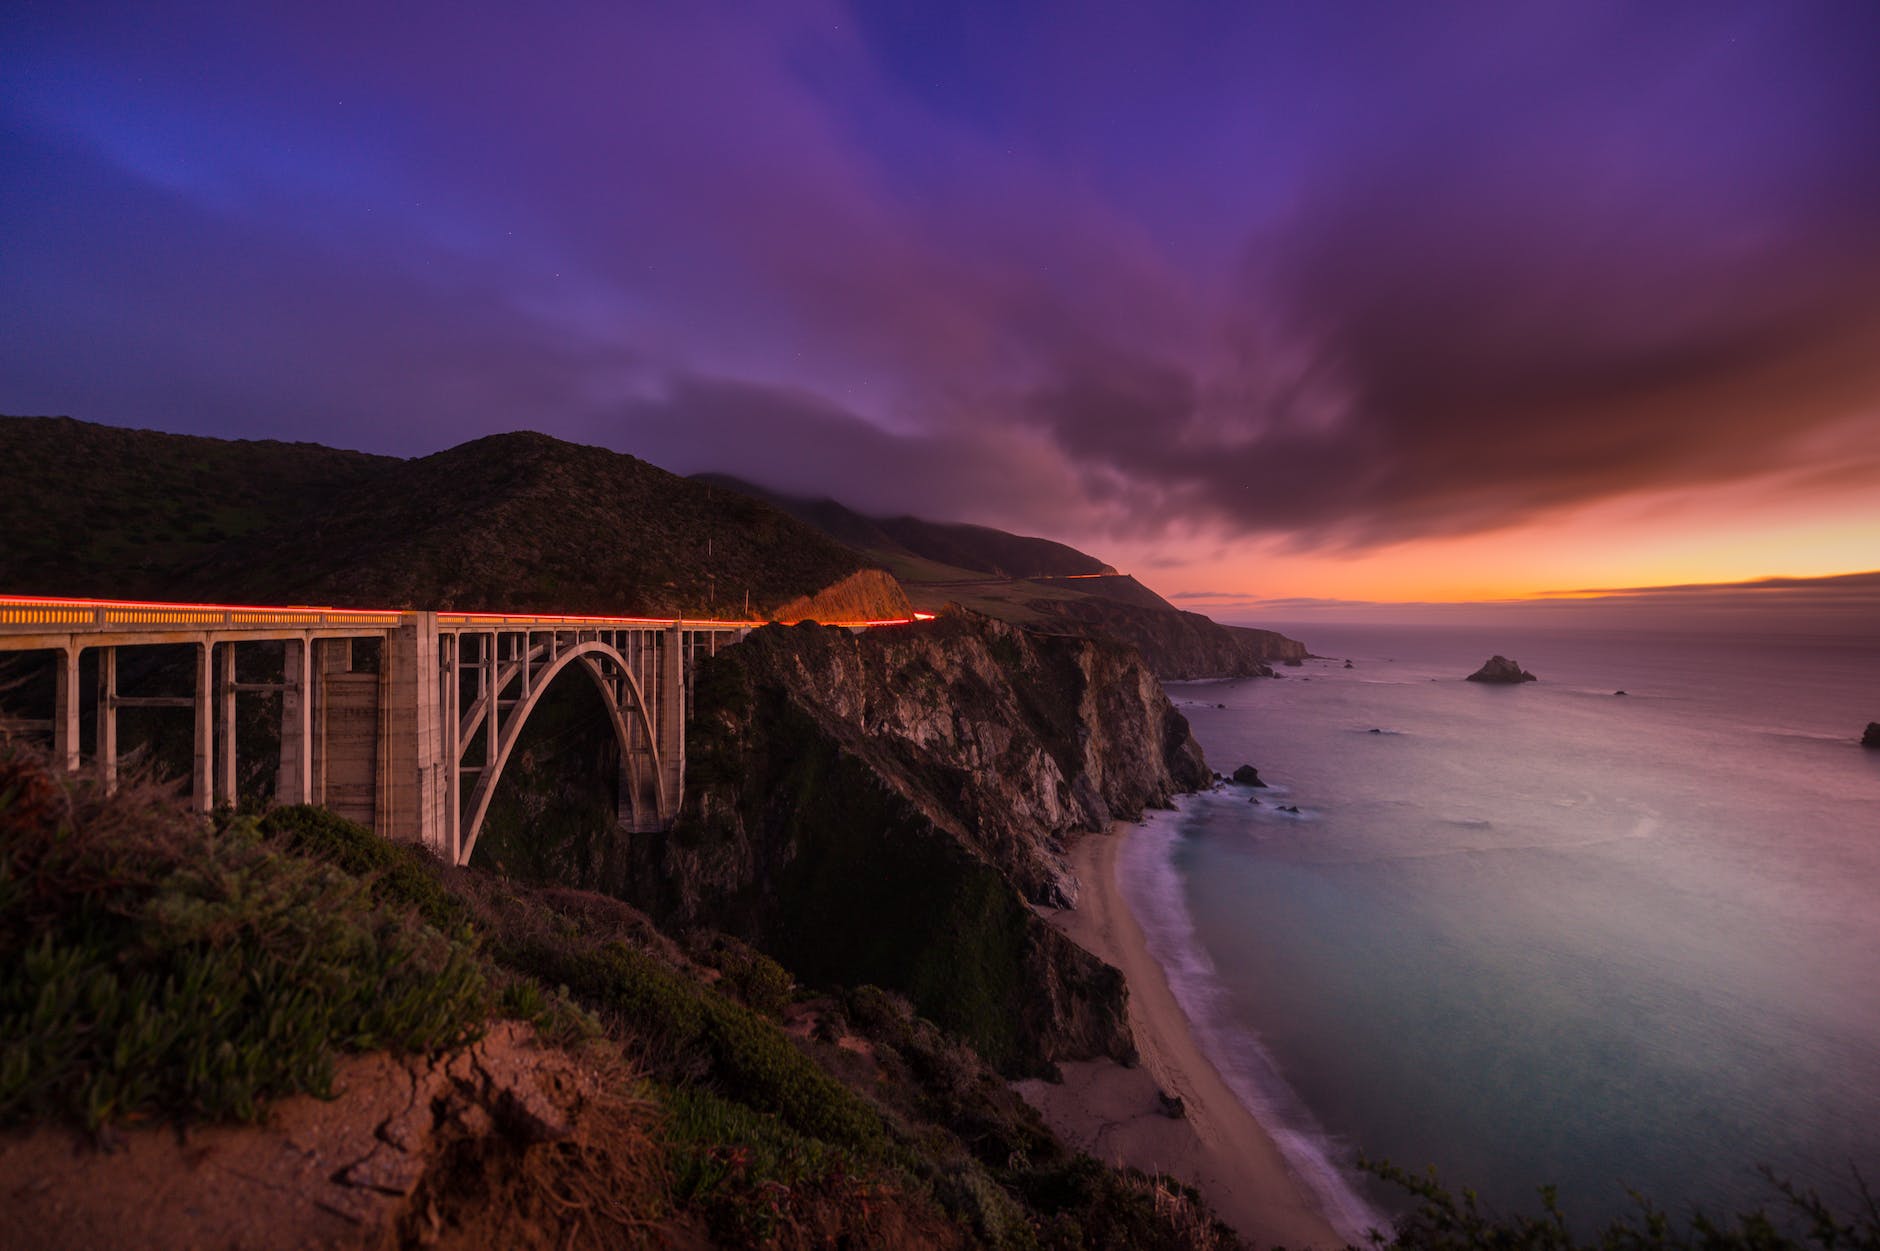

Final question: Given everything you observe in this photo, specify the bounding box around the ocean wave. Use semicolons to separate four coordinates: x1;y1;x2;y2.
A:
1120;806;1390;1243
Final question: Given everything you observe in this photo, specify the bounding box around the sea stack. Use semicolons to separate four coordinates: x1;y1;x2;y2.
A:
1863;722;1880;748
1232;764;1268;787
1466;655;1537;684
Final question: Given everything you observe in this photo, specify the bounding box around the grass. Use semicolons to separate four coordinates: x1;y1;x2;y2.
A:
0;745;486;1128
1364;1156;1880;1251
258;803;475;936
498;932;891;1156
0;690;1248;1248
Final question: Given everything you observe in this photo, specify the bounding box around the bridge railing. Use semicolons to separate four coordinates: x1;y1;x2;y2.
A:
0;596;406;632
1;595;932;639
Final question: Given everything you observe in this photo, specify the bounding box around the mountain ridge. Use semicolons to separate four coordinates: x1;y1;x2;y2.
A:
696;473;1308;676
0;416;904;621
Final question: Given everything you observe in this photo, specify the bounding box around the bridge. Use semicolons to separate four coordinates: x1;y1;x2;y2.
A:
0;595;920;864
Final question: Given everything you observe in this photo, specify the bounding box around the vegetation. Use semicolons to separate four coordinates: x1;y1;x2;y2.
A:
0;415;875;617
0;747;484;1128
1365;1158;1880;1251
0;415;392;600
0;730;1251;1247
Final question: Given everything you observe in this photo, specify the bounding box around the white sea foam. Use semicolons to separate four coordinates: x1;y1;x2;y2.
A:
1120;799;1391;1244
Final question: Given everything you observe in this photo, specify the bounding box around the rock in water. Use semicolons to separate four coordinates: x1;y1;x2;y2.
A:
1863;722;1880;748
1466;655;1537;684
1232;763;1268;787
1615;690;1628;697
1344;660;1354;669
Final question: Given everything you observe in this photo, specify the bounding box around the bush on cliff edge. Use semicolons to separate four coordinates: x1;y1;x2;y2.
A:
0;745;486;1128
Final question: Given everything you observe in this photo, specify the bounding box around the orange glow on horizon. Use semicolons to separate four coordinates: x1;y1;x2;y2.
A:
1098;472;1880;612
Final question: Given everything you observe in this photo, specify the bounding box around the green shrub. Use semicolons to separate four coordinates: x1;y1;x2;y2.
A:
1365;1157;1880;1251
496;977;605;1049
503;934;888;1155
692;932;796;1018
0;750;486;1128
258;804;473;936
660;1081;896;1246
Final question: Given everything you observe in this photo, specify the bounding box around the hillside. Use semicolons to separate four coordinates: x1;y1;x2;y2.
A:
693;474;1115;579
0;417;906;620
0;416;396;601
0;739;1240;1250
699;476;1307;677
191;432;904;618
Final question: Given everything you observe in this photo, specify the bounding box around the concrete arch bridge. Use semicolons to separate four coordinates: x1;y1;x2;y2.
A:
0;596;894;864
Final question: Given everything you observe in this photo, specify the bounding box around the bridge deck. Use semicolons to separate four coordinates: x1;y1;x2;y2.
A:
0;594;930;862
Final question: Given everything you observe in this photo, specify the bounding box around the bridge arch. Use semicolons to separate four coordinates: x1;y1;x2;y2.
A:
459;639;662;865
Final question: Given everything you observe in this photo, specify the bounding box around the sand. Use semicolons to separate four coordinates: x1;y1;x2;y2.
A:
1015;821;1344;1249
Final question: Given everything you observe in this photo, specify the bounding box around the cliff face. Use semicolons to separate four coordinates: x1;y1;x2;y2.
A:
638;611;1210;1076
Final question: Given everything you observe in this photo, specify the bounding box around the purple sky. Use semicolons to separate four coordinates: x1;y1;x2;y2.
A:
4;2;1878;609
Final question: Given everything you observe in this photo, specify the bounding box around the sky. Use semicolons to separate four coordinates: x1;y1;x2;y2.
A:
4;1;1878;624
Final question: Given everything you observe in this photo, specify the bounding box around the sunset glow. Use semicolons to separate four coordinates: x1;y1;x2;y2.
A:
4;3;1877;622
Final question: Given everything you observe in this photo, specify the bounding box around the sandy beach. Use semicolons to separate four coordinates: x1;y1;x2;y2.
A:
1015;821;1343;1249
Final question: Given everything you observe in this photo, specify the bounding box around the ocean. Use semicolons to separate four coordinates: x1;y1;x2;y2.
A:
1138;623;1880;1240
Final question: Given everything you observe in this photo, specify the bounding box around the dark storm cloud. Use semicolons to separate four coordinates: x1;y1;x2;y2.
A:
604;373;1095;523
3;2;1877;547
1010;4;1880;546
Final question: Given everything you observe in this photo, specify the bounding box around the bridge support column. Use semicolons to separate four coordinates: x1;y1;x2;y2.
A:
380;613;447;854
96;647;117;791
658;625;684;824
441;633;461;863
192;640;213;812
216;642;237;805
278;638;313;805
53;645;81;773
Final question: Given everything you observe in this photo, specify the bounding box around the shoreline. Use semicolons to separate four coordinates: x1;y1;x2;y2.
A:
1016;817;1343;1249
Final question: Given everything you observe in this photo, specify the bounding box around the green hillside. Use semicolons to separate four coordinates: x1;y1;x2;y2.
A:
0;418;879;618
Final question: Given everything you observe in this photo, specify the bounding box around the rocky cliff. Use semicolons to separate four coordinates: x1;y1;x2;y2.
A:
634;610;1210;1076
1024;596;1309;679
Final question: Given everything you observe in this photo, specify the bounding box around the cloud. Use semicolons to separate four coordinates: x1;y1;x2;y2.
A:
599;372;1099;528
1542;569;1880;607
4;1;1878;557
1213;570;1880;633
1008;5;1880;548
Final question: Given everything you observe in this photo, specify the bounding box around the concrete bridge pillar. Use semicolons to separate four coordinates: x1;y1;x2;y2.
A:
191;641;213;812
659;625;684;824
379;613;447;854
216;642;237;805
96;647;117;792
277;637;313;805
318;639;377;826
53;645;81;773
